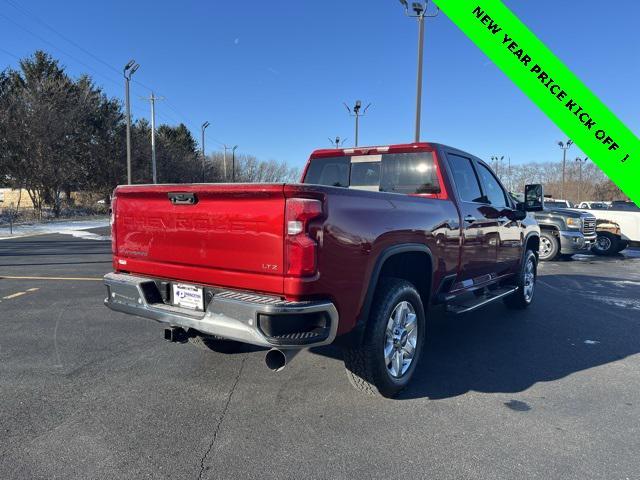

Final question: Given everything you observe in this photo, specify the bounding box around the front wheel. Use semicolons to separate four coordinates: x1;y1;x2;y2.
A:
504;250;537;309
539;231;559;261
591;232;620;256
342;278;426;398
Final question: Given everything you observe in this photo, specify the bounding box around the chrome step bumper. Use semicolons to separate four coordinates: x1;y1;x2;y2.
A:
103;272;338;348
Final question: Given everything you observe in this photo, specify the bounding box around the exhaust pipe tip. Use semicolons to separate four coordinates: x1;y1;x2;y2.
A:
265;348;299;372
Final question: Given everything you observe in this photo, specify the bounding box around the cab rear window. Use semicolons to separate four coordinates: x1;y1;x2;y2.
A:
303;152;440;195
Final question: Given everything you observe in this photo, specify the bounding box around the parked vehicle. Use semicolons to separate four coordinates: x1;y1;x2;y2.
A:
582;206;640;255
531;205;596;261
104;142;542;397
543;198;574;209
577;201;609;210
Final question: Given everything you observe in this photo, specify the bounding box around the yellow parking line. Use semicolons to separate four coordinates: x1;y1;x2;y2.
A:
3;291;27;299
2;288;39;300
0;276;102;281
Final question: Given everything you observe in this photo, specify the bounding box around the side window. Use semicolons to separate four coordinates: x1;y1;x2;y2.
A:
447;154;483;203
476;163;507;207
303;157;350;187
380;152;440;194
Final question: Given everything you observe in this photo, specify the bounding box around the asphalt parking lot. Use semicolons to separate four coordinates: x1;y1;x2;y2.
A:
1;227;639;479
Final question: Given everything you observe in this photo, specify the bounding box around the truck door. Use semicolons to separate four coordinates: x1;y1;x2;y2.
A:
444;152;500;286
473;161;522;274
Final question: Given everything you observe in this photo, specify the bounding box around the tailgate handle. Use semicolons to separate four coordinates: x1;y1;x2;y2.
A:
168;192;198;205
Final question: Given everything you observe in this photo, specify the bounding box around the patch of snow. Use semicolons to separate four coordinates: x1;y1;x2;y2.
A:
0;219;110;240
580;294;640;311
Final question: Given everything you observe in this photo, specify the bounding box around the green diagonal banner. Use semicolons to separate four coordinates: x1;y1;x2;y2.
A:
434;0;640;204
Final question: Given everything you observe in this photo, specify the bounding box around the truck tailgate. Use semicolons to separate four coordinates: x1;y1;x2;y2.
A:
113;184;286;294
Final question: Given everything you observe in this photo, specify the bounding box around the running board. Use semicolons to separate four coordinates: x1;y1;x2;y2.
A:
446;287;517;315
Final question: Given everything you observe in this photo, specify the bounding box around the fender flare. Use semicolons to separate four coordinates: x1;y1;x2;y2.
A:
522;231;540;255
336;243;434;347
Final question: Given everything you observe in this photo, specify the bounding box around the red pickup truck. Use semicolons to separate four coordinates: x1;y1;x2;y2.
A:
104;142;542;397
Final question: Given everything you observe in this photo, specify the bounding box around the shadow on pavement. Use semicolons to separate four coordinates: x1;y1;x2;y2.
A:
312;274;640;400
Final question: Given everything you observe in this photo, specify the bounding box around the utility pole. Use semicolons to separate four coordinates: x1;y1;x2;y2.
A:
222;145;239;181
398;0;439;142
231;145;238;182
123;60;139;184
507;155;512;192
344;100;370;147
575;156;588;203
201;121;210;182
142;92;164;184
490;155;504;177
328;136;347;148
558;139;573;199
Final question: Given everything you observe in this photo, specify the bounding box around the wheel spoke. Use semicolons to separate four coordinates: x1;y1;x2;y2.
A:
402;340;415;359
394;302;407;325
404;312;417;332
384;342;394;365
386;317;395;337
392;351;402;377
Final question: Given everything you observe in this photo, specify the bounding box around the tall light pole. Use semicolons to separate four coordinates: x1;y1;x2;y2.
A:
231;145;238;182
143;92;163;184
344;100;370;147
201;121;210;182
558;139;573;199
123;60;139;184
328;136;347;148
575;156;588;203
398;0;439;142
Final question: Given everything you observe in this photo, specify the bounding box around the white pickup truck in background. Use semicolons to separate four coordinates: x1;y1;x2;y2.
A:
577;202;640;255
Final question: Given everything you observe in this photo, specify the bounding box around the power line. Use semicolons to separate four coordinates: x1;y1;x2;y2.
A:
0;11;122;89
0;46;21;61
1;1;202;134
3;0;123;78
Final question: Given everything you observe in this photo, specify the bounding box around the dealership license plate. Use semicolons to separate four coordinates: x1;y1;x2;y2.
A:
172;283;204;311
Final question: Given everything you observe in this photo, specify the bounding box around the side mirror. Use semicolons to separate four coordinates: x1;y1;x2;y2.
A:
523;184;544;211
509;209;527;221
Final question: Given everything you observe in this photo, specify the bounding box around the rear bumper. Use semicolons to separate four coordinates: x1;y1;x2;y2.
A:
559;231;596;253
103;272;338;348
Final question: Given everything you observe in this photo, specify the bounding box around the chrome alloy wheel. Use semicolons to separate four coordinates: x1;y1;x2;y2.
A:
384;301;418;378
595;235;612;252
523;257;536;302
539;236;553;259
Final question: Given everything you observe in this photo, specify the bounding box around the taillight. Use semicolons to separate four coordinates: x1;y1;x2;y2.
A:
285;198;323;276
110;195;117;256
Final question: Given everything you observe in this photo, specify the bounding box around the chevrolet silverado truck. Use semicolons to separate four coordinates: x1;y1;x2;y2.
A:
104;142;542;397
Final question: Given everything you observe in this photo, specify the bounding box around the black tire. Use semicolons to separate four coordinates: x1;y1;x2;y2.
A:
615;240;629;254
342;278;426;398
591;232;620;256
504;250;537;309
539;230;560;261
189;335;244;353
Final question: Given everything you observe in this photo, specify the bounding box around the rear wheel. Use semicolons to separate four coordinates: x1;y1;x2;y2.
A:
504;250;537;309
539;231;560;261
591;232;619;256
342;278;425;398
189;334;244;353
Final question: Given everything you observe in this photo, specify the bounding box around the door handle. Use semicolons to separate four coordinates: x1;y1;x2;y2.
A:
464;215;478;223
